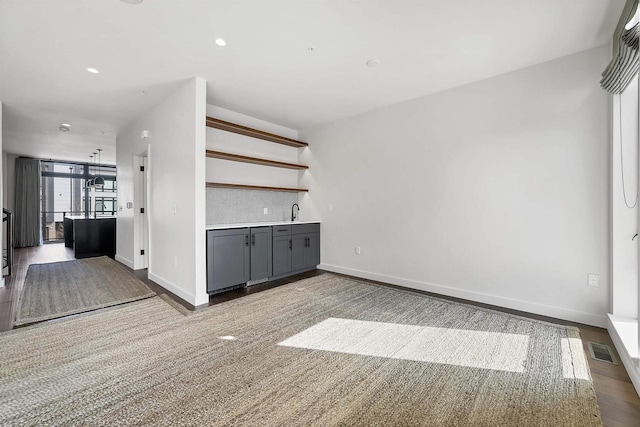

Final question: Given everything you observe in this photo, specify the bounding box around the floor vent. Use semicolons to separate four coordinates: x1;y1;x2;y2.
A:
587;342;618;365
247;278;268;287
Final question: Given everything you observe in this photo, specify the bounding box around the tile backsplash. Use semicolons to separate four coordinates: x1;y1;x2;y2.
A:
206;188;299;224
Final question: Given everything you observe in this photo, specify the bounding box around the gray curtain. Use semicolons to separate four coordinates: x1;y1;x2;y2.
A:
15;158;41;247
601;0;639;94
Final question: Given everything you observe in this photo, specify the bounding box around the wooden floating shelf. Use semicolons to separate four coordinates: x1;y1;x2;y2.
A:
206;150;308;170
206;182;308;193
205;117;308;148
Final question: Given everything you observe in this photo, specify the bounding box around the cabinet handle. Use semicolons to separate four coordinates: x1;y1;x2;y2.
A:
251;234;255;246
245;235;249;246
305;237;309;247
289;239;292;250
278;228;288;232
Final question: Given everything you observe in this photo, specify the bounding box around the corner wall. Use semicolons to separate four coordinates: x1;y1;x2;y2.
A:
116;78;208;306
611;76;638;319
0;103;3;287
300;45;611;327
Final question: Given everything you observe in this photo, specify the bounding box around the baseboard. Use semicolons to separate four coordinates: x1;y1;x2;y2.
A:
115;254;134;269
148;271;197;307
319;263;607;328
607;315;640;397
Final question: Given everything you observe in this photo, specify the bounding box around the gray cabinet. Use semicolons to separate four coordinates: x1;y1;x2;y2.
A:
273;223;320;277
305;233;320;268
293;224;320;271
293;232;319;270
207;223;320;294
290;234;307;271
250;226;272;280
207;228;250;293
272;235;292;276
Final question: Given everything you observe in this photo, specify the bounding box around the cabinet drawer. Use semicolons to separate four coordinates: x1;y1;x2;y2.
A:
292;223;320;235
272;225;292;236
209;227;250;237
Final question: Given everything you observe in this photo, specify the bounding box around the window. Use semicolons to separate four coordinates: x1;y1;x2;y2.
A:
94;197;116;216
40;160;117;242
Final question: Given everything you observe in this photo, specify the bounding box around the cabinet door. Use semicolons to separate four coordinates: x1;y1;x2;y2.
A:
304;233;320;268
250;227;272;280
207;228;250;293
272;235;292;276
291;234;307;271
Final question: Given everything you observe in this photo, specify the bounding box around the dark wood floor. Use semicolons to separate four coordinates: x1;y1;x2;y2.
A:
1;243;639;425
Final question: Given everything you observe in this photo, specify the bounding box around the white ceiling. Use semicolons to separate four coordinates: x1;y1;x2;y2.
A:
0;0;625;162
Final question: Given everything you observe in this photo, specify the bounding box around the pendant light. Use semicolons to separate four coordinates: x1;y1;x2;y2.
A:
94;148;105;188
87;155;95;188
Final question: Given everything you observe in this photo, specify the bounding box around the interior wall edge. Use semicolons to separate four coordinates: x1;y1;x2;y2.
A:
320;263;608;328
148;271;197;306
115;254;134;270
607;316;640;397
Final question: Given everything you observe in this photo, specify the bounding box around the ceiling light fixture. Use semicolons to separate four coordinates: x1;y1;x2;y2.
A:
59;124;70;132
87;155;95;188
86;67;100;74
94;148;105;188
366;59;380;67
215;38;227;47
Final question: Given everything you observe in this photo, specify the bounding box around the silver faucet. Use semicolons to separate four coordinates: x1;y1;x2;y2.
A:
291;203;299;222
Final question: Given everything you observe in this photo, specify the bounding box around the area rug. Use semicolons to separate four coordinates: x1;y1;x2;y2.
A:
15;256;155;326
0;274;601;426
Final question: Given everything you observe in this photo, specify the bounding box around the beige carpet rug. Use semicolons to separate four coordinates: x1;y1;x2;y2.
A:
0;274;601;426
15;256;155;326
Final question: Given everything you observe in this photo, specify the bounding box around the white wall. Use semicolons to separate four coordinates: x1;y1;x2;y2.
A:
611;75;638;319
116;78;208;307
300;45;611;327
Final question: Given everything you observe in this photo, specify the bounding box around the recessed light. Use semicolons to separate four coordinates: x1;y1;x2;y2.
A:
61;123;71;127
215;38;227;47
366;59;380;67
86;67;100;74
59;124;70;133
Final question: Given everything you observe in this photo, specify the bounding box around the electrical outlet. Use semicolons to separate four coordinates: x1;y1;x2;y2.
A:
588;274;599;287
263;208;268;215
355;246;361;255
172;204;177;214
174;256;178;266
329;204;333;212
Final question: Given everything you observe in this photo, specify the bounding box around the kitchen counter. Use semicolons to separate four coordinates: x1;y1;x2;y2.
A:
206;220;321;230
63;216;116;259
64;215;117;220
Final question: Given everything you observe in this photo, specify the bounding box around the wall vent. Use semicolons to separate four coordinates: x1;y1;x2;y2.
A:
587;342;618;365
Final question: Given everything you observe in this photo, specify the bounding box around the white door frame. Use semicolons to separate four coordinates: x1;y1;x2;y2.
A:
133;149;150;270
